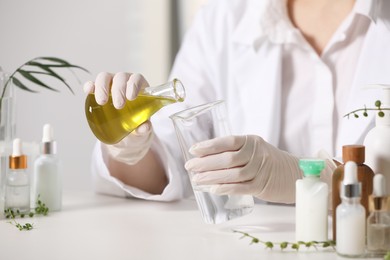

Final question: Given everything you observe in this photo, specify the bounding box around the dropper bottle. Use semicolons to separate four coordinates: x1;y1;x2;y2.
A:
336;161;365;257
33;124;62;211
367;174;390;255
332;145;374;240
5;138;30;213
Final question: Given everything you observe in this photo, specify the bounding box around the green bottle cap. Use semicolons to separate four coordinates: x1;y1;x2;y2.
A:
299;159;325;176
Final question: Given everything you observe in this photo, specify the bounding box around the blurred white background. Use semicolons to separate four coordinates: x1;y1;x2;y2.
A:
0;0;207;191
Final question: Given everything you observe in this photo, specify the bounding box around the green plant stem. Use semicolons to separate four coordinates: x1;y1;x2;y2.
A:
234;230;336;251
8;220;34;231
344;108;390;118
1;63;23;98
4;196;49;231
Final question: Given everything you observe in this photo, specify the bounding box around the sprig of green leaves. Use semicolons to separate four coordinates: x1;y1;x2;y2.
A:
344;100;390;119
4;195;49;231
234;230;336;251
8;220;34;231
1;56;89;99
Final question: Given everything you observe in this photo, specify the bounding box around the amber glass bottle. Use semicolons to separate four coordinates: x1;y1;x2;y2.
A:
332;145;374;241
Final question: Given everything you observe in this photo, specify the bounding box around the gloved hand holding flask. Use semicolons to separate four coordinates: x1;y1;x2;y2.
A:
84;72;154;165
84;72;184;165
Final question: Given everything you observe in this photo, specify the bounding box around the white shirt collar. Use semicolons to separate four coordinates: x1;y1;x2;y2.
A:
232;0;379;47
354;0;378;23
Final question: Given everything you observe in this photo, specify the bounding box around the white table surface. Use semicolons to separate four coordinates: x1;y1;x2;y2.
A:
0;191;382;260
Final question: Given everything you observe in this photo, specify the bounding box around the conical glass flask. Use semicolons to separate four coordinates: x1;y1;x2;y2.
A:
85;79;185;144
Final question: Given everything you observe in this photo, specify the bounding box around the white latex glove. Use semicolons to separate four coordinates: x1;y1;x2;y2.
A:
184;135;302;203
84;72;154;165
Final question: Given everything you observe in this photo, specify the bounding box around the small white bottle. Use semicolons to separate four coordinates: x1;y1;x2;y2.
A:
336;161;366;257
296;159;328;242
33;124;62;211
367;174;390;256
5;138;30;213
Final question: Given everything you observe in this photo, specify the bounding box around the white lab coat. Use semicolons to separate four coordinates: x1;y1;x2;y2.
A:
91;0;390;201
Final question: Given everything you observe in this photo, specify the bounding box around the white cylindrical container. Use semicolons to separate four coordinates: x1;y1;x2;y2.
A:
364;85;390;190
33;124;62;211
336;161;365;257
296;159;328;242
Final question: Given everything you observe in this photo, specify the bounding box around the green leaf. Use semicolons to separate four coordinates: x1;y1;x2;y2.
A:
18;70;58;92
11;77;37;92
291;243;300;250
265;242;273;249
280;242;288;250
35;56;89;73
24;61;75;94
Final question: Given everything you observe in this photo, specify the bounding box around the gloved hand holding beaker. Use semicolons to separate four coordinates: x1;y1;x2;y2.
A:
84;72;154;165
185;135;303;203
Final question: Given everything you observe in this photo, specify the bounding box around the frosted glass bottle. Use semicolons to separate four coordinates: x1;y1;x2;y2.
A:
33;124;62;211
336;161;365;257
296;159;328;241
332;145;374;240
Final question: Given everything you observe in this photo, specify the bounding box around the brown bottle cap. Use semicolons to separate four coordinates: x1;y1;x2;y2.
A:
342;145;365;164
9;155;27;169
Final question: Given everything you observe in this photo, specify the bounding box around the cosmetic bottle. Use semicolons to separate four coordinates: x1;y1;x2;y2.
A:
33;124;62;211
5;138;30;213
336;161;365;257
332;145;374;240
367;174;390;256
364;85;390;191
296;159;328;241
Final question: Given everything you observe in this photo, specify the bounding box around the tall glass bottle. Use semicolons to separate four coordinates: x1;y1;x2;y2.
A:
85;79;185;144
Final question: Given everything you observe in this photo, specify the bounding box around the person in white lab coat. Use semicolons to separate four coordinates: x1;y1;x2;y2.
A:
84;0;390;203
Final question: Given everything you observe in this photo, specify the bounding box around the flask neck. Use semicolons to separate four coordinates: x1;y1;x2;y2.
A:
142;79;185;102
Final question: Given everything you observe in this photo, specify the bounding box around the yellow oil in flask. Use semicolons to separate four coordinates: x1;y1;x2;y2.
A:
85;79;185;144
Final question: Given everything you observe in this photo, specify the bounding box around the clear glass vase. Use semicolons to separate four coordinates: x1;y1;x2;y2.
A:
0;70;15;217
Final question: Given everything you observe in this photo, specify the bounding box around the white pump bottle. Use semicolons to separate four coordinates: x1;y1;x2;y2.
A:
364;84;390;191
33;124;62;211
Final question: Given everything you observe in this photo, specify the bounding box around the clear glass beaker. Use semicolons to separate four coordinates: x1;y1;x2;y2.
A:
170;100;254;224
85;79;185;144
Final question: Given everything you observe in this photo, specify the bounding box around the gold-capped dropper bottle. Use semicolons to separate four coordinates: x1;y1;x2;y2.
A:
367;174;390;256
5;138;30;213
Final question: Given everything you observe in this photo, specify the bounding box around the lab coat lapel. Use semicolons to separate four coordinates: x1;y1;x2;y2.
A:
228;0;285;146
339;14;390;148
231;43;283;146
